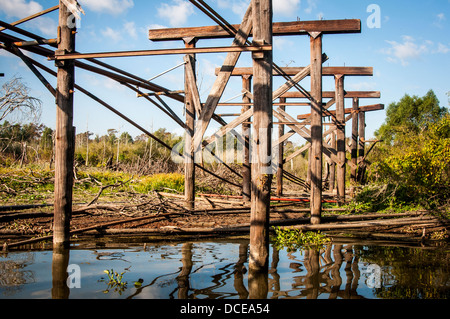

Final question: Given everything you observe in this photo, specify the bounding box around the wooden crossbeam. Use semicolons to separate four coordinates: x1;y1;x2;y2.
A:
297;103;384;119
216;66;373;76
51;45;271;60
282;91;381;99
149;19;361;41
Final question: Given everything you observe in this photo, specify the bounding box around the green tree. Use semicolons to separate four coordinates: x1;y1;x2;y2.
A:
375;90;448;145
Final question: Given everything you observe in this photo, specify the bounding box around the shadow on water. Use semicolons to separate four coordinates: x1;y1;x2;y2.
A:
0;239;449;299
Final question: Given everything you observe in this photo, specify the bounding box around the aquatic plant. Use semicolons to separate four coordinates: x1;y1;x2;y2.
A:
272;227;331;251
101;269;128;294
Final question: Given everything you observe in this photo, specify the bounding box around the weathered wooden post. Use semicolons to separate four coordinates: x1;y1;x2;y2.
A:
357;110;366;183
184;37;197;210
350;97;359;183
53;0;76;248
276;97;286;197
249;0;273;271
328;130;336;192
309;32;323;224
242;75;252;202
335;74;346;205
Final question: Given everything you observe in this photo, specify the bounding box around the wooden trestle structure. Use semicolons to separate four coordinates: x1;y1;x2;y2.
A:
0;1;384;269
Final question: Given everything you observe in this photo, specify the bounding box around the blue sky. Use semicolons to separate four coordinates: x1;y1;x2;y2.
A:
0;0;449;143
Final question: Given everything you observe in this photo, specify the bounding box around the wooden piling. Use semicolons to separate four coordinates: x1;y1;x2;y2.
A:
350;97;359;182
357;110;366;183
53;1;76;248
328;130;336;192
276;98;286;196
184;37;197;210
242;75;252;202
309;32;323;224
335;74;346;205
250;0;273;271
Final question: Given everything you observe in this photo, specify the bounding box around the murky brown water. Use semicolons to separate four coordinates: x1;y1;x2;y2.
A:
0;239;448;299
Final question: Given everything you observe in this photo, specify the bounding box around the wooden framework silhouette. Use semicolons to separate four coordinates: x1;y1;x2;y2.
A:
0;1;383;269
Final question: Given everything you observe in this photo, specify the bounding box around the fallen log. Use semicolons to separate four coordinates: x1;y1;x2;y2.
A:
279;216;444;231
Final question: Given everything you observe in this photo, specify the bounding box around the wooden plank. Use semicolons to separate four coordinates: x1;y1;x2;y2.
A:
149;19;361;41
217;66;373;76
250;0;272;272
192;5;253;159
53;1;75;248
296;103;384;119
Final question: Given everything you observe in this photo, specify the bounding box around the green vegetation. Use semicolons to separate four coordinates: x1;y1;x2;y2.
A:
272;227;331;251
358;90;449;212
101;269;128;294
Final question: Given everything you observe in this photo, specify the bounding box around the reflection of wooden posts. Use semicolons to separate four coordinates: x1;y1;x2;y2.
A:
242;75;252;202
54;1;76;247
250;0;273;271
276;98;286;196
357;110;366;183
184;38;197;210
176;242;193;299
304;249;320;299
309;32;323;224
350;97;359;183
234;243;249;299
335;74;346;205
52;246;70;299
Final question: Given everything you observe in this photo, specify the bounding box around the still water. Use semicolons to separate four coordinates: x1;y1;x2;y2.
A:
0;239;448;299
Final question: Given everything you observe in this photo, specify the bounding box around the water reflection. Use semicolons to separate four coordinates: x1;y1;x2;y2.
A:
0;241;448;299
51;246;70;299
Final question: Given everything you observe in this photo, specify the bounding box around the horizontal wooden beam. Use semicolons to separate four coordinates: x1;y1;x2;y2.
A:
216;66;373;76
282;91;381;99
51;45;272;60
149;19;361;41
297;103;384;119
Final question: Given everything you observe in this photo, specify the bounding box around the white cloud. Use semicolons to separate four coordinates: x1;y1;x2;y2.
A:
0;0;42;19
273;0;301;17
79;0;134;15
217;0;250;19
157;0;195;27
382;35;429;66
124;21;137;39
0;0;57;36
436;43;450;54
437;13;445;21
101;27;122;42
304;0;317;14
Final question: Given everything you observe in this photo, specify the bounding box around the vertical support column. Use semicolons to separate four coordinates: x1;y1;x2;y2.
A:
53;1;76;248
328;130;336;192
276;97;286;197
309;32;323;225
335;74;346;205
184;37;197;210
250;0;273;271
350;97;359;183
357;110;366;183
241;75;252;202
